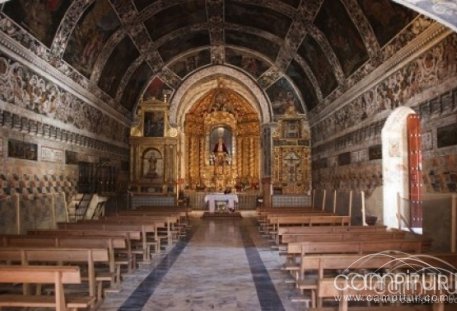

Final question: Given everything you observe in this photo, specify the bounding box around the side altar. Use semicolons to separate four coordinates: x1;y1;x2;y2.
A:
129;98;178;194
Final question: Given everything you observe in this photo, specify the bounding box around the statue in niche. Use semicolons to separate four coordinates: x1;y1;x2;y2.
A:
209;127;232;191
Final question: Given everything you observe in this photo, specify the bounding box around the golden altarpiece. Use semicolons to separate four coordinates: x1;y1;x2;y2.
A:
272;106;310;194
129;99;178;194
184;86;260;192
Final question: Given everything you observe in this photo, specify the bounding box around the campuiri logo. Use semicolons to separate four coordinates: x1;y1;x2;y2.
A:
332;251;457;304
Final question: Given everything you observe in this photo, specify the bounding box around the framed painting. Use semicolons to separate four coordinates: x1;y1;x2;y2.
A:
144;111;164;137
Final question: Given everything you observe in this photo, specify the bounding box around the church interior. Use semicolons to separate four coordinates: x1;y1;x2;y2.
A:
0;0;456;310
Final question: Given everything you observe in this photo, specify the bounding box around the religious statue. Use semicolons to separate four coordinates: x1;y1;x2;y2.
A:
213;136;228;154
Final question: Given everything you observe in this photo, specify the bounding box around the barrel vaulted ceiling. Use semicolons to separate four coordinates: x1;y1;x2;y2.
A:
0;0;452;122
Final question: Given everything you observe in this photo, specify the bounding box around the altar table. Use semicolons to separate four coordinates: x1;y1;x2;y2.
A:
204;193;239;213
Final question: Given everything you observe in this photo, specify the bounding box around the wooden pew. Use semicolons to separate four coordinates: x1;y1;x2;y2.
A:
283;239;424;282
315;277;446;311
0;265;94;311
79;214;179;246
295;254;401;307
296;252;457;308
56;223;158;263
28;229;140;272
0;247;109;304
280;230;407;245
277;225;391;245
266;215;351;242
287;239;424;256
259;212;333;234
0;234;127;289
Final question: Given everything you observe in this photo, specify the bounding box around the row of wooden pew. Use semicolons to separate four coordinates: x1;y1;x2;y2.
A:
258;207;456;310
0;206;190;311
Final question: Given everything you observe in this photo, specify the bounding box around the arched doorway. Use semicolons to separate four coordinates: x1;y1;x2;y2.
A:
382;106;421;229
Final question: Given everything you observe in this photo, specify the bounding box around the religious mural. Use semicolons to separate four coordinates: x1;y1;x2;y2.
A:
315;0;369;76
98;37;139;98
168;49;211;78
225;30;280;62
63;0;120;78
358;0;417;46
3;0;71;47
144;0;206;41
121;62;152;111
142;77;172;102
225;48;270;78
267;77;304;116
225;1;292;38
297;36;338;97
0;53;127;142
158;31;210;63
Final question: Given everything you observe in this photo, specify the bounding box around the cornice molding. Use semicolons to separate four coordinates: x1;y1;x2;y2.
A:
309;22;451;126
0;31;131;126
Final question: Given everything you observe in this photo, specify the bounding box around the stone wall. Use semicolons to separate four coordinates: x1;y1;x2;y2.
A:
0;43;130;232
311;33;457;222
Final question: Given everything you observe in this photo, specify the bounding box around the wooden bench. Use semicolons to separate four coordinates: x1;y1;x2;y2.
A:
280;230;407;245
56;223;159;263
287;239;425;256
294;253;401;307
28;229;141;272
0;247;109;304
314;277;446;311
277;225;391;246
266;216;351;242
0;265;94;311
0;234;127;289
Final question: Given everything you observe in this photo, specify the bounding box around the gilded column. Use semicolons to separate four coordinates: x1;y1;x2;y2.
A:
249;136;254;179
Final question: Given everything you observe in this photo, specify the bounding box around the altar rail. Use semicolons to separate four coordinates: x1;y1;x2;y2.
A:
130;194;176;209
188;192;257;210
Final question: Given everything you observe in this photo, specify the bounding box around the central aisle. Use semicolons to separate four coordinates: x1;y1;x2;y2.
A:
100;217;303;311
143;218;264;310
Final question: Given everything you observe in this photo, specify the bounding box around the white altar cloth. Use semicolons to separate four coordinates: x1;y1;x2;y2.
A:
204;193;239;213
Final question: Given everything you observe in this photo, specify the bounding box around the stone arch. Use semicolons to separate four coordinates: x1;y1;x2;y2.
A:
168;65;272;128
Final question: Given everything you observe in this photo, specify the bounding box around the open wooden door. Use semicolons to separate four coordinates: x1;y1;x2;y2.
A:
407;114;422;227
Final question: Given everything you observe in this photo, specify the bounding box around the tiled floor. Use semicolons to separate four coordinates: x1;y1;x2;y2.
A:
98;216;306;311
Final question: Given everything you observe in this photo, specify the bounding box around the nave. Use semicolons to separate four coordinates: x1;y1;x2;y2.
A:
98;217;302;311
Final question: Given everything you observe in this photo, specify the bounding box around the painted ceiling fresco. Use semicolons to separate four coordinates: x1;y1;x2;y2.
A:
3;0;70;47
315;0;369;77
358;0;417;46
225;48;270;79
63;0;120;78
144;0;206;41
121;62;152;111
0;0;437;116
98;37;139;98
169;49;211;79
297;36;338;97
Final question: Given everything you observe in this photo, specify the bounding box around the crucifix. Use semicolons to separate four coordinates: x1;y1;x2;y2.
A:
284;153;300;182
